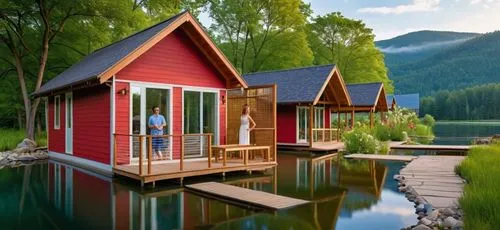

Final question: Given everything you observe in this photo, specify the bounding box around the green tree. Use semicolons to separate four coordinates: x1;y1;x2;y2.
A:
203;0;313;73
307;12;393;92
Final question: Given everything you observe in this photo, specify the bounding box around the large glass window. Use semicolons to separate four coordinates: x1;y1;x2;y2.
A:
203;92;216;144
183;91;201;134
297;107;309;143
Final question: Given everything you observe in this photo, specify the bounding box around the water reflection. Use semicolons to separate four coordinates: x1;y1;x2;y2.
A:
0;154;416;229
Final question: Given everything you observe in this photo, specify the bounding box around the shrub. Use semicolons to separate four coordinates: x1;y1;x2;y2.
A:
422;114;436;127
373;123;391;141
342;128;379;154
456;144;500;229
378;141;390;155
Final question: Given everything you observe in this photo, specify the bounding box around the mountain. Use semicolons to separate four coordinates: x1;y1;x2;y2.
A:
376;31;480;67
388;31;500;96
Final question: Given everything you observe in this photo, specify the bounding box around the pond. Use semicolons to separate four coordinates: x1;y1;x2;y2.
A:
432;121;500;145
0;154;416;230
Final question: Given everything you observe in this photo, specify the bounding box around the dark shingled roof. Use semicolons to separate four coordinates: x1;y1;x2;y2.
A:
392;94;420;110
347;83;383;106
35;11;186;96
243;65;335;104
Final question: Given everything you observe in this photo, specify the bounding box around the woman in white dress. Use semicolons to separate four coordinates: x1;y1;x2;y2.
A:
239;104;256;145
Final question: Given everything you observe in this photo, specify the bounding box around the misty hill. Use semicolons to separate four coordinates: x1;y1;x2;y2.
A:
376;31;480;66
389;31;500;96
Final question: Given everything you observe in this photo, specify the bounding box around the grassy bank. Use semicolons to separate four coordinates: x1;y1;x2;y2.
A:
456;143;500;229
0;129;47;151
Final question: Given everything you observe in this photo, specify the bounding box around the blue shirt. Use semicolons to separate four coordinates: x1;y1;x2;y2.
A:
148;114;166;135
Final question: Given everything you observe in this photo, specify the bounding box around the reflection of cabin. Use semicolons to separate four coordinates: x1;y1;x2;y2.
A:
35;11;277;184
244;65;352;151
343;83;389;128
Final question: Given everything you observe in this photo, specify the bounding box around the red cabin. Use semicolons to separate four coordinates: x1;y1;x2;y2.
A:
244;65;352;151
35;11;278;177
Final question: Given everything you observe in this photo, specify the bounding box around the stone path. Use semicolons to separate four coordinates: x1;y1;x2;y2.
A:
344;153;417;162
400;155;465;209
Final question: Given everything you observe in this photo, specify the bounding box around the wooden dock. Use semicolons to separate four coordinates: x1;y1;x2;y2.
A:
391;144;470;151
185;182;309;210
344;154;417;162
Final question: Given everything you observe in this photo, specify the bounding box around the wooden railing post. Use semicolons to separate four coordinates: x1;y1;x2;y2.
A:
139;136;143;176
113;134;117;167
148;136;152;175
208;134;212;168
180;135;184;171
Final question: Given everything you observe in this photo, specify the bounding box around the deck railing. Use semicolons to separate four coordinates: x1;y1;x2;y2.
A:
113;133;213;176
312;128;340;143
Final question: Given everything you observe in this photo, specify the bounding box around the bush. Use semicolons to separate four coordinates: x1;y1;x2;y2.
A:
456;144;500;229
342;128;379;154
373;123;391;141
422;114;436;127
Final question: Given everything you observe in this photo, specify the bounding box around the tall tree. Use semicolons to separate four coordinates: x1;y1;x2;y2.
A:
203;0;313;73
308;12;393;92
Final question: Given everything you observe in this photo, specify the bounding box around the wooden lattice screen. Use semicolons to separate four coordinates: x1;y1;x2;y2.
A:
226;85;277;160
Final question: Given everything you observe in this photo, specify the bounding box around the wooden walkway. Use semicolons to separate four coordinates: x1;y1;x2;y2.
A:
185;182;309;210
344;154;417;162
400;156;465;209
391;144;470;151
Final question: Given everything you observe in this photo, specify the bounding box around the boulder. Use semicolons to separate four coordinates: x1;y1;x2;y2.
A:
411;224;432;230
441;208;456;218
16;138;37;149
443;217;459;228
427;210;440;221
418;217;433;226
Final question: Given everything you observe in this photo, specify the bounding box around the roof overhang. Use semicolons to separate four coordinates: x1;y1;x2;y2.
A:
313;66;352;107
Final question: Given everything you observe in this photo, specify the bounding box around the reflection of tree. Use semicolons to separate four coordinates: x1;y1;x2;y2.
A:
212;213;316;230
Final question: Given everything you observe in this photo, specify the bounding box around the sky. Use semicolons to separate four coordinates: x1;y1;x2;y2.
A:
198;0;500;41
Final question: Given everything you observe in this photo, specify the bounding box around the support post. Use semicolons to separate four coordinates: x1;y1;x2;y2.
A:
113;134;117;167
337;105;341;141
344;112;348;128
351;109;355;128
139;136;143;176
309;104;314;147
370;109;374;128
148;136;152;175
208;134;212;168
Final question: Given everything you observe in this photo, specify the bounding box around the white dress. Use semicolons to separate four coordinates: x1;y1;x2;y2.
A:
239;115;250;145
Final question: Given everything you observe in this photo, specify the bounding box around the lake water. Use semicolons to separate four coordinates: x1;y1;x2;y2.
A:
2;122;496;229
432;121;500;145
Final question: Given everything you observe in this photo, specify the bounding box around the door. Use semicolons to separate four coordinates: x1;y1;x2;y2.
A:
314;107;325;141
65;92;73;154
297;107;309;143
183;90;218;157
131;85;171;161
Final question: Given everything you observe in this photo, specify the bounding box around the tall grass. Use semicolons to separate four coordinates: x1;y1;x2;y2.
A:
456;144;500;230
0;129;47;151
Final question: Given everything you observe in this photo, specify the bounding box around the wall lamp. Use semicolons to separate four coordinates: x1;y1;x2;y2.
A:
118;88;128;96
221;95;226;105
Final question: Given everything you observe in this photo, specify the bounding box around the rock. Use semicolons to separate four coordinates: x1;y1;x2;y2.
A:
417;211;426;219
419;217;433;226
12;147;31;154
427;210;440;221
416;196;427;205
424;204;433;214
416;203;426;213
411;224;432;230
453;220;464;229
16;138;37;149
443;217;458;228
441;208;455;218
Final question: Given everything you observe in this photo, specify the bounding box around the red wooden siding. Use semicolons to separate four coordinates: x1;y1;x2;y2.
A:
219;90;226;145
73;85;110;164
116;29;225;88
115;82;130;165
277;104;296;143
48;94;65;153
172;87;182;159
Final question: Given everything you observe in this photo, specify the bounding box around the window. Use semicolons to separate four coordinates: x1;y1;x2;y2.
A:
54;95;60;129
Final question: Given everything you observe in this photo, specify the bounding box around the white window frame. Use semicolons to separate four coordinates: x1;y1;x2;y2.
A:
296;106;309;144
181;87;220;145
54;95;61;129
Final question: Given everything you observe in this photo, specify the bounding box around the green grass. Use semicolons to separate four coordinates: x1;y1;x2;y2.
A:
0;129;47;151
456;144;500;230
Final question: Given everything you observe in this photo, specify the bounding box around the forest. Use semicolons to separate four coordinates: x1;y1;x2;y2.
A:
0;0;391;139
420;83;500;120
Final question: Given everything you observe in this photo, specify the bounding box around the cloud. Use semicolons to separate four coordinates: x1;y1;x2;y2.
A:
358;0;440;14
377;38;474;53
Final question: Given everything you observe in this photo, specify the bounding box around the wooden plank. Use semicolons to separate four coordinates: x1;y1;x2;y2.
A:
186;182;309;210
391;144;470;151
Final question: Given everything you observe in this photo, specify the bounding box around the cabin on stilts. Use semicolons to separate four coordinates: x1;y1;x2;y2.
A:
34;11;277;186
244;65;352;151
339;83;389;128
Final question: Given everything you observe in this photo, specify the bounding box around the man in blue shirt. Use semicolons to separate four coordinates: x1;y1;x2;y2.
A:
149;106;167;160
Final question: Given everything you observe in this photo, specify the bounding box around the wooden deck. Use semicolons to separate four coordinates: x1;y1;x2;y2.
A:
185;182;309;210
114;159;276;184
278;142;345;152
344;154;417;162
391;144;470;151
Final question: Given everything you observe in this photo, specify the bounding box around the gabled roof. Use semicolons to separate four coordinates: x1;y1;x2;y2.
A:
35;11;246;96
347;83;384;107
386;95;396;109
392;94;420;110
243;65;351;106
